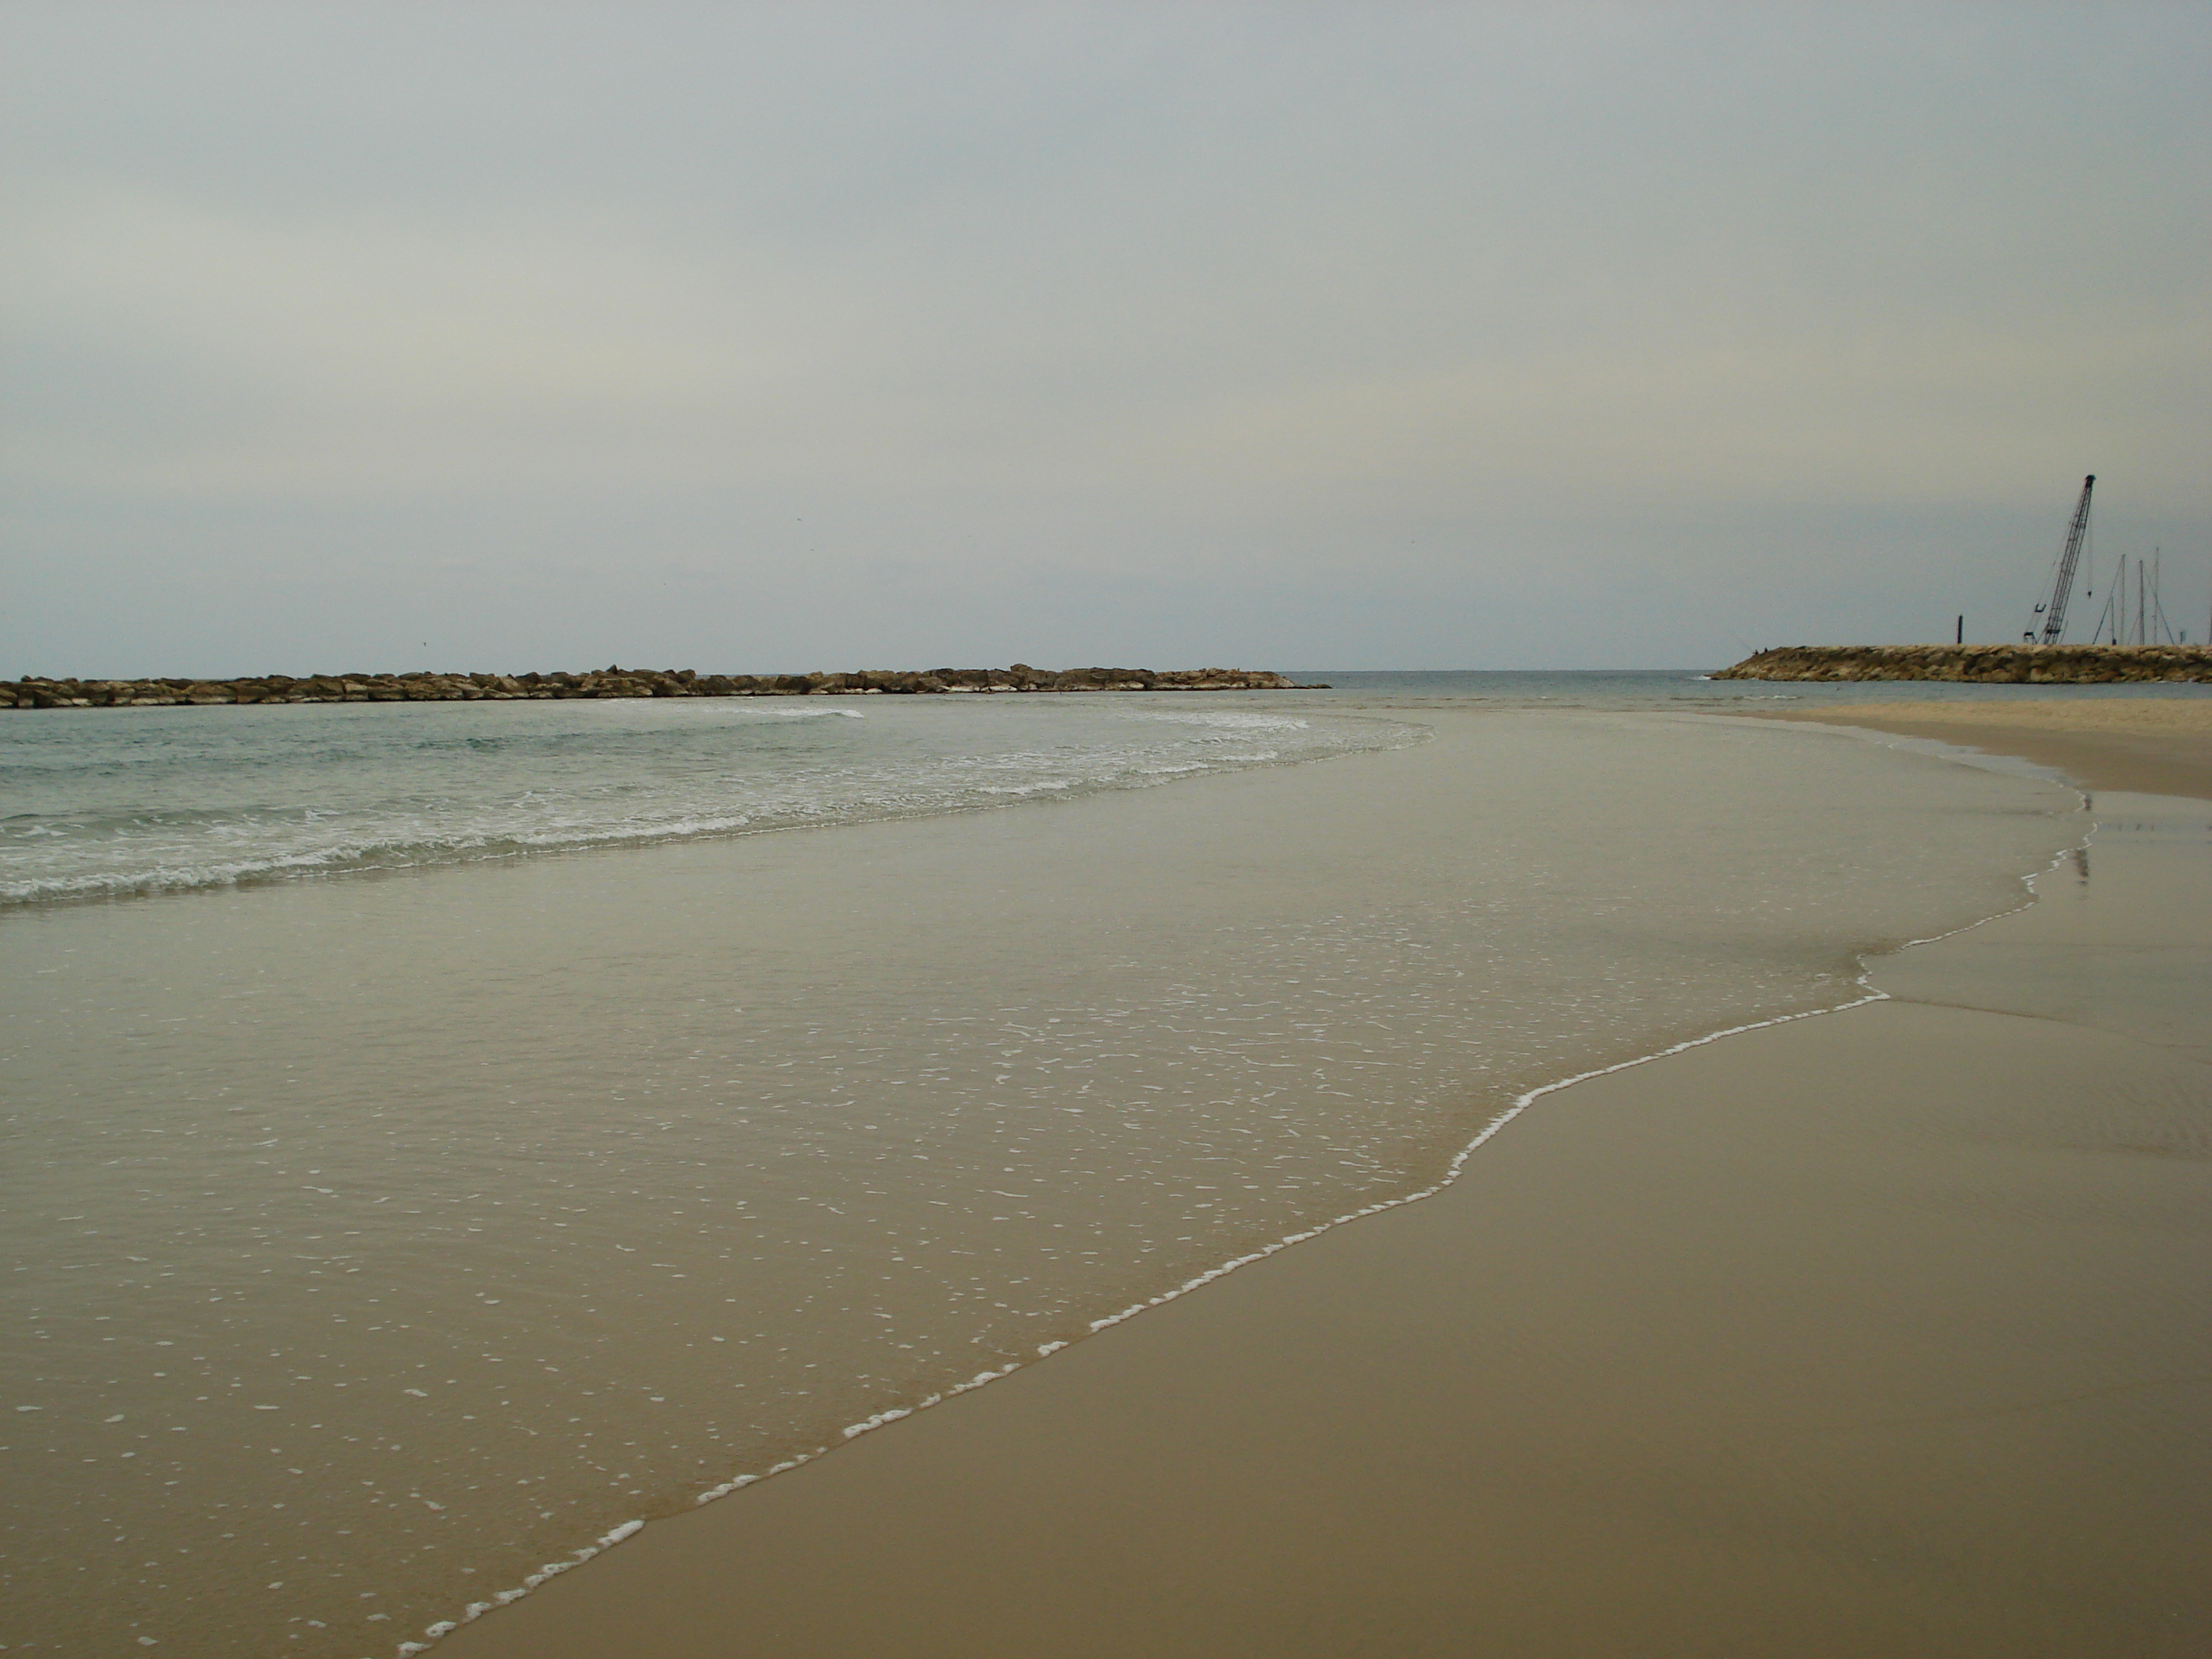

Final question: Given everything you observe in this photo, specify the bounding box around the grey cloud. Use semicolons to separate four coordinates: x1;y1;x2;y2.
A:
4;2;2207;673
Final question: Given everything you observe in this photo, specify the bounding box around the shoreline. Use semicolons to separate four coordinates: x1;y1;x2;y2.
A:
1737;697;2212;799
436;705;2211;1658
17;703;2067;1658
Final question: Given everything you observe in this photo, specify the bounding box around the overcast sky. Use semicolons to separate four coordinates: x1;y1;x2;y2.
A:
4;2;2206;674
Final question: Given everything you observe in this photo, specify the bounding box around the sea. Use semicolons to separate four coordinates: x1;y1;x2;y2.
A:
1;670;2164;1656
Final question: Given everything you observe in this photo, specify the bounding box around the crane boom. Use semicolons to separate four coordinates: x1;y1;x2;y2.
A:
2037;475;2095;644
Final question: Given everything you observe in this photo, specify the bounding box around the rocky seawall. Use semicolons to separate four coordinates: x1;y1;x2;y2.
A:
1712;644;2212;683
2;664;1319;710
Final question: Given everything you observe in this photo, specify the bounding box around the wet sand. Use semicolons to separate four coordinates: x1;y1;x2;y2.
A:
1743;696;2212;799
441;713;2212;1659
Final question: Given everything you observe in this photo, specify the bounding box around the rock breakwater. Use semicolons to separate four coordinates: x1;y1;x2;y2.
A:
2;664;1319;710
1713;644;2212;683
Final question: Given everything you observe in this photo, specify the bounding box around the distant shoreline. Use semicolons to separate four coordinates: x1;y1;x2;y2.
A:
3;664;1325;709
1714;643;2212;683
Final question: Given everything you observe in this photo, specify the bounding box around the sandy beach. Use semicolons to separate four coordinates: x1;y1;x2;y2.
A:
14;7;2208;1654
438;701;2212;1659
1743;697;2212;800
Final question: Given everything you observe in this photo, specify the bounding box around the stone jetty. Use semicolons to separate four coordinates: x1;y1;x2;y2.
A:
1712;644;2212;684
2;664;1320;710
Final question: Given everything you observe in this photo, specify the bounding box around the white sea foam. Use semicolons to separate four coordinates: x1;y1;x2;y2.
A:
1133;711;1312;732
1;697;1409;905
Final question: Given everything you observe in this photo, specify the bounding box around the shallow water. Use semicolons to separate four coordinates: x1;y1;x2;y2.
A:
0;697;2080;1657
0;694;1407;905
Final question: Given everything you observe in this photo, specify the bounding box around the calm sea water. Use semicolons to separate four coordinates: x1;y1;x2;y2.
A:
1;681;2089;1657
0;695;1411;907
11;670;2193;907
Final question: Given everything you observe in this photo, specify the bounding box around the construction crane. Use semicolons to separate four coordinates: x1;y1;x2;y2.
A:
2026;475;2095;644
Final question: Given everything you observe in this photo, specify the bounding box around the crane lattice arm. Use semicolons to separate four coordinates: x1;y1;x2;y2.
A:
2037;475;2095;644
